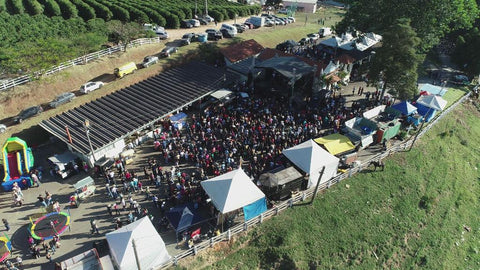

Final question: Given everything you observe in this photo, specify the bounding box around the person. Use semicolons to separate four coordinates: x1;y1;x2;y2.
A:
37;194;47;207
31;171;41;187
2;218;9;231
187;238;194;249
214;20;217;26
106;204;113;216
49;240;56;254
15;256;23;267
90;219;100;234
46;252;52;263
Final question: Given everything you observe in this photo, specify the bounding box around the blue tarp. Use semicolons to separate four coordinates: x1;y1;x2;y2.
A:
165;204;205;233
243;197;267;221
415;103;437;122
391;101;418;116
170;112;187;122
419;84;447;96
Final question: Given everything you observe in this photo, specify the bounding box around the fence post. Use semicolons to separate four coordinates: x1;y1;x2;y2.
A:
193;245;198;255
243;222;248;231
210;237;214;247
348;168;352;178
275;207;279;215
288;199;293;208
259;213;263;223
301;192;306;201
227;229;231;241
327;178;331;188
173;256;178;266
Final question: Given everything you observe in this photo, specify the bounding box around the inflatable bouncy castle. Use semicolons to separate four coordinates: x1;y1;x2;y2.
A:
1;137;34;191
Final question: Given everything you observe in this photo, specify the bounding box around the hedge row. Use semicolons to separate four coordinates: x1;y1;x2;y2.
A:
0;0;261;28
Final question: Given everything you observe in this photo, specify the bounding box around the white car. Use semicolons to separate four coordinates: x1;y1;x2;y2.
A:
0;124;6;133
141;56;159;68
80;81;104;94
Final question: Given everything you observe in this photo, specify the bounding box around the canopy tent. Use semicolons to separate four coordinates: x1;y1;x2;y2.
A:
255;56;314;79
416;95;447;111
314;134;355;156
106;217;170;270
165;205;206;234
283;139;339;188
419;83;447;96
201;168;267;220
414;103;437;122
391;101;418;116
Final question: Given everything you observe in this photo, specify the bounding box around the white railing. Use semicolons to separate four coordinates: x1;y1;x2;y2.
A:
156;91;472;270
0;37;162;91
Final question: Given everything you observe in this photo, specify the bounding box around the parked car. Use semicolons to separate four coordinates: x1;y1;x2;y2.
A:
50;92;75;108
156;29;169;39
80;81;104;94
203;15;214;23
220;28;236;38
141;56;159;68
0;124;6;133
14;105;43;123
287;17;295;23
160;47;178;57
264;19;275;27
233;23;247;33
243;22;254;29
181;20;193;28
188;19;201;27
180;33;195;45
278;8;288;14
307;33;320;42
206;29;223;41
298;37;309;46
198;18;209;25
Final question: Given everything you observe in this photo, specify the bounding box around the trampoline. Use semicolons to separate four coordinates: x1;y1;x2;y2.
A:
0;236;12;263
30;212;70;240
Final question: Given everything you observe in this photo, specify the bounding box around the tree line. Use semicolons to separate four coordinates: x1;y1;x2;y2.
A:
335;0;480;100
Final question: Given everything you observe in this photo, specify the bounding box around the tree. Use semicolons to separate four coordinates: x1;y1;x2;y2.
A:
107;20;142;51
368;18;422;101
72;32;107;64
452;28;480;77
336;0;478;52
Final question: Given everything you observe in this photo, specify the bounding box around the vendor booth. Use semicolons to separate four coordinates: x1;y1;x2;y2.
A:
259;166;305;200
70;176;96;207
419;83;447;96
201;168;267;222
106;217;171;270
390;101;418;116
314;134;356;156
165;204;207;242
282;139;340;188
343;117;377;149
47;151;78;179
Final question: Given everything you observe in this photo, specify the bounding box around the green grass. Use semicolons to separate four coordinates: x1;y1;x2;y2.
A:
181;101;480;269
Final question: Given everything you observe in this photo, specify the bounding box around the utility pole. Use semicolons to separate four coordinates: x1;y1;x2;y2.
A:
132;239;142;270
310;166;325;205
195;0;197;17
84;120;96;163
205;0;208;16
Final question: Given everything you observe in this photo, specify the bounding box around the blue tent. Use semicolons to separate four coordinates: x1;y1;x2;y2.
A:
391;101;418;116
414;103;437;122
243;197;268;221
165;205;205;234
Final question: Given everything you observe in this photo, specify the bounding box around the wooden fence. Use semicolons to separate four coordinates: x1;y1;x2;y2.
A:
0;37;162;92
156;91;472;269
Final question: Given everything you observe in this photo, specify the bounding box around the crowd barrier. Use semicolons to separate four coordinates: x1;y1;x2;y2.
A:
156;91;472;269
0;37;162;92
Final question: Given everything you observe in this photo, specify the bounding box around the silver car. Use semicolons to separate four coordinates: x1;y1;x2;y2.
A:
50;92;75;108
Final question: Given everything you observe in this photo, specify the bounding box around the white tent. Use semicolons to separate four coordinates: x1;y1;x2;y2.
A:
106;217;170;270
283;139;340;188
201;168;265;214
416;95;447;111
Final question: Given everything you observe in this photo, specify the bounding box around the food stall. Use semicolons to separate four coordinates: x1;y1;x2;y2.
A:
70;176;96;207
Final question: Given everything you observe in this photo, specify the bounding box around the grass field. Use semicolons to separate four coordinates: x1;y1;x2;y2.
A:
179;101;480;269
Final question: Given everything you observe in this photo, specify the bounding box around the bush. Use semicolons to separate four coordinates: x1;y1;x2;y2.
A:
126;7;149;24
43;0;61;17
24;0;43;15
57;0;78;19
108;5;129;21
71;0;95;21
0;0;5;12
170;9;185;21
209;10;223;22
6;0;24;14
82;0;112;21
419;195;435;212
164;11;179;28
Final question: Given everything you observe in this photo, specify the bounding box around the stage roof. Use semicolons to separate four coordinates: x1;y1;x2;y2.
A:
40;62;226;155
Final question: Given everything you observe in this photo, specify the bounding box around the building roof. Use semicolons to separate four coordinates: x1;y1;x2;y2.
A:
258;48;327;76
220;39;265;63
40;62;226;155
